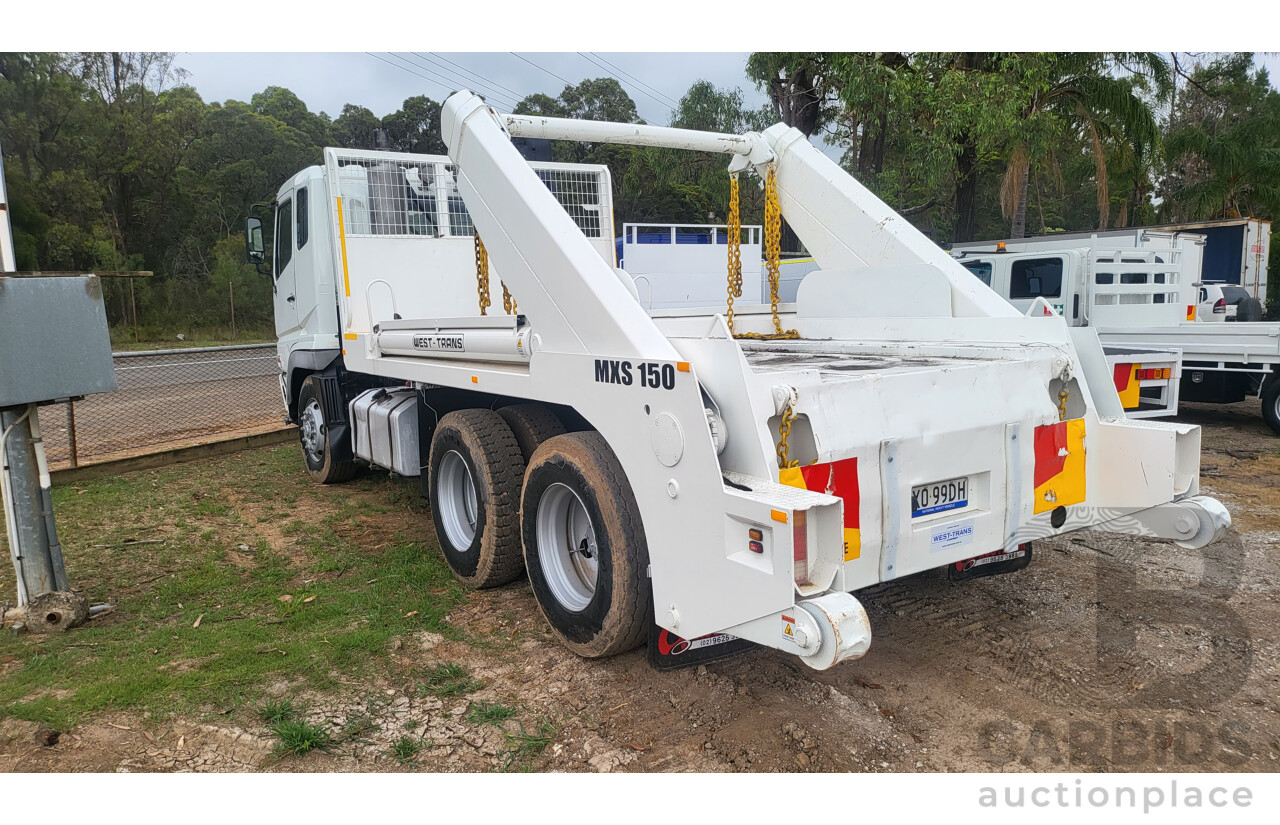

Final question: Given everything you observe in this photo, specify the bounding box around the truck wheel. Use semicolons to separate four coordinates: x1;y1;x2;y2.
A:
1263;374;1280;435
498;403;566;464
521;432;651;658
429;409;525;588
297;376;357;484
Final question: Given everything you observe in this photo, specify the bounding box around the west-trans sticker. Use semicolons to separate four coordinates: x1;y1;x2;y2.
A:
930;520;974;552
413;333;465;352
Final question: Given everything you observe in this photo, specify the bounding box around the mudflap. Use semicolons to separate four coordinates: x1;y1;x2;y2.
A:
948;543;1033;584
646;621;757;672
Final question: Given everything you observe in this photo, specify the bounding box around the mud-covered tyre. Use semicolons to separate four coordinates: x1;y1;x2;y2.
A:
498;403;567;464
297;375;357;484
1262;373;1280;436
521;432;651;658
428;409;525;588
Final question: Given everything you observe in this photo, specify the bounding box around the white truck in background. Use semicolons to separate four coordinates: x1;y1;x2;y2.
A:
952;231;1280;434
248;91;1229;672
1158;218;1270;309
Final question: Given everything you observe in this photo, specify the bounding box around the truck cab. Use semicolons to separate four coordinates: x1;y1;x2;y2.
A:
953;244;1195;328
951;246;1187;419
270;166;342;418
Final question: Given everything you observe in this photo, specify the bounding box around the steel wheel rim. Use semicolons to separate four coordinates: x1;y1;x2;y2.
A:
300;398;325;463
536;482;598;612
438;450;479;549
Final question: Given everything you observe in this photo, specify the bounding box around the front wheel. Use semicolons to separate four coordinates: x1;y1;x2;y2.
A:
297;376;357;484
521;432;651;658
1262;373;1280;435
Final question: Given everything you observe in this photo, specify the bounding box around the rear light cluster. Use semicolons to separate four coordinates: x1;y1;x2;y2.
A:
1135;367;1172;381
748;527;764;555
793;511;811;586
1214;298;1227;314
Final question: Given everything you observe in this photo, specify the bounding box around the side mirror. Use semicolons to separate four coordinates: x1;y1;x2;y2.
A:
245;217;266;267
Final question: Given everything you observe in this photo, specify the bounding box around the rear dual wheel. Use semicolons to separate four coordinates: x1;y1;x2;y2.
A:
428;409;525;588
429;407;651;659
521;432;651;658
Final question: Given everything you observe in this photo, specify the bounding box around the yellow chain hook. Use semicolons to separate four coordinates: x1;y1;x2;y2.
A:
726;174;742;334
1056;368;1072;421
731;165;798;341
776;396;799;470
474;234;491;316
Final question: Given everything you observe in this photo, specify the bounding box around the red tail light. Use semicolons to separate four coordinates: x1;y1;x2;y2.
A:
1213;298;1227;314
793;510;811;586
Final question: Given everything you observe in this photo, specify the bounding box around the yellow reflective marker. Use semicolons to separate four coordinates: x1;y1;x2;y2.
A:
336;196;351;297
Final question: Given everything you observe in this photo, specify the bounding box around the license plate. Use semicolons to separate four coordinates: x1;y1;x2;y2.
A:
912;476;969;518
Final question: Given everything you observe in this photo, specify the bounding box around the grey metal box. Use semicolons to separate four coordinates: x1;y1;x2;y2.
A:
0;276;117;406
349;387;420;477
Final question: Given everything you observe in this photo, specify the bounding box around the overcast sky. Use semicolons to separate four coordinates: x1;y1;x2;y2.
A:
173;50;1279;147
174;53;770;128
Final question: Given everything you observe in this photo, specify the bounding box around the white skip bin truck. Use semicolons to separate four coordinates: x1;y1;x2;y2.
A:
248;91;1229;671
951;231;1280;434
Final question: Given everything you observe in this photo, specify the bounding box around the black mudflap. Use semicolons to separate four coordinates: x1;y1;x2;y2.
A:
646;622;757;672
948;543;1033;583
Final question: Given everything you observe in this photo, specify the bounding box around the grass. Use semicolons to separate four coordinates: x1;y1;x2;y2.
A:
0;444;471;732
251;697;333;757
108;329;275;353
419;663;483;697
254;698;296;725
270;717;334;756
389;734;426;764
465;700;518;726
502;716;556;772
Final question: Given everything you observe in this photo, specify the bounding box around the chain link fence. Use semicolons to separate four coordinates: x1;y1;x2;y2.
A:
39;344;287;470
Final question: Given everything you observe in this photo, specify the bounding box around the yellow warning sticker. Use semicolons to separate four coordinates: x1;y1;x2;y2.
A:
782;614;797;643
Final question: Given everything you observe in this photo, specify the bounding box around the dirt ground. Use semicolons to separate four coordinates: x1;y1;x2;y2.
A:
3;401;1279;773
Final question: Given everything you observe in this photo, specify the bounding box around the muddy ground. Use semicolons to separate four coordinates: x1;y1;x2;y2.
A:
3;401;1278;773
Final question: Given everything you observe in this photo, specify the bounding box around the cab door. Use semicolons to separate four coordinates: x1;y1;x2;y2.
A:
1002;254;1069;318
272;192;299;339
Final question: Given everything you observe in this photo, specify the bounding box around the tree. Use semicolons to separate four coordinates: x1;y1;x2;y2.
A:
250;85;332;146
513;78;642;167
745;53;839;137
994;53;1170;238
332;103;382;149
1161;54;1280;221
382;96;446;154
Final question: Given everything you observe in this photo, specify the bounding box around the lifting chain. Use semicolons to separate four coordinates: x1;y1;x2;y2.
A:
776;396;800;469
1057;368;1071;422
730;165;799;341
725;174;743;335
474;234;491;316
502;284;517;316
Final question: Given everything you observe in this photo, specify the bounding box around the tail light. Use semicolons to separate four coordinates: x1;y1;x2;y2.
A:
1213;298;1227;314
793;510;811;586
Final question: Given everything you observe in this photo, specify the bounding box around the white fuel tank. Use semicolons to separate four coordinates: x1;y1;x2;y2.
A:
349;387;420;477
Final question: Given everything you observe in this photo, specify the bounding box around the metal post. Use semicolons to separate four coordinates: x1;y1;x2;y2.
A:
66;400;78;468
1;404;63;604
230;280;236;339
130;278;139;342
